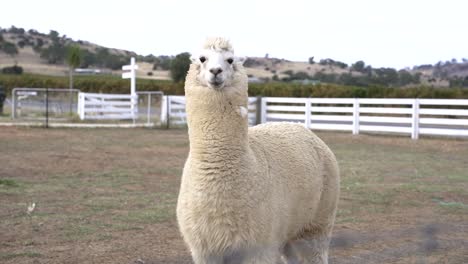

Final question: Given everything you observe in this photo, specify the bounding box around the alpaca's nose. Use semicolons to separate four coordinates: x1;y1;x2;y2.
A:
210;68;223;76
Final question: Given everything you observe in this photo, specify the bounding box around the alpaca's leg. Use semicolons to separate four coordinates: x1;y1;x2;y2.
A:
191;244;285;264
282;233;331;264
238;244;283;264
191;250;223;264
192;248;268;264
245;250;283;264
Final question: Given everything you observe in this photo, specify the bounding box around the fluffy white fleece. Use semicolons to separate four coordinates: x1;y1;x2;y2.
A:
177;38;340;264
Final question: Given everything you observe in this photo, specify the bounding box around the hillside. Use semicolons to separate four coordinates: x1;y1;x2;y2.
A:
1;26;468;88
0;27;169;79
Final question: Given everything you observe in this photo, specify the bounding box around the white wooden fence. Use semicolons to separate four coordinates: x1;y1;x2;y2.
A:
78;92;138;120
160;96;259;126
77;58;140;121
162;96;468;139
160;96;186;126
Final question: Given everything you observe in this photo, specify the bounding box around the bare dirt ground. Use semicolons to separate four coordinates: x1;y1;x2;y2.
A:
1;127;467;263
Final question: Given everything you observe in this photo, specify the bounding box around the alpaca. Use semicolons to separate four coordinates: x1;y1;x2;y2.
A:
177;37;340;264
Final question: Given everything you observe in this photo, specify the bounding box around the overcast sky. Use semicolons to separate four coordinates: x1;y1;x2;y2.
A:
1;0;467;69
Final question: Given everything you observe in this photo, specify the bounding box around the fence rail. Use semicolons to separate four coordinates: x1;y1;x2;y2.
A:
5;90;468;139
78;92;138;120
160;96;260;126
11;88;80;120
163;96;468;139
8;88;165;127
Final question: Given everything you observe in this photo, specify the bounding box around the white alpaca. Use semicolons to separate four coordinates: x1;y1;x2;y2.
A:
177;37;340;264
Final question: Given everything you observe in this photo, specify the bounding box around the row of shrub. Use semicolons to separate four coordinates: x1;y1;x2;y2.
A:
1;73;467;99
249;82;468;98
0;74;184;95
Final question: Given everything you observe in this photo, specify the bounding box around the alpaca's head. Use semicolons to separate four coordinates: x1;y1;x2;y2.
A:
190;37;245;90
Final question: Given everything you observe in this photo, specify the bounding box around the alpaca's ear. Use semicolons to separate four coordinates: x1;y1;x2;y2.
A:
236;56;246;65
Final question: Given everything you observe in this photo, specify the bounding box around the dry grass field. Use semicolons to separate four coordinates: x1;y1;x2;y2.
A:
0;127;467;263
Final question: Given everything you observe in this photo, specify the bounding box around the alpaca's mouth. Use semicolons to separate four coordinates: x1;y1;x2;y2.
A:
209;80;224;89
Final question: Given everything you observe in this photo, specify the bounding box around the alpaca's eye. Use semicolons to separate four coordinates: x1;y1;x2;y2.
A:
199;56;206;63
227;58;234;64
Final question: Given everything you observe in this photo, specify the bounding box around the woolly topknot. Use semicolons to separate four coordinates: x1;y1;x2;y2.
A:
203;37;233;52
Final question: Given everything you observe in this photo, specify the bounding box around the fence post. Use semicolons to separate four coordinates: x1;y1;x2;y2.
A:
160;96;167;126
76;93;80;117
11;89;16;119
412;98;420;140
305;98;311;128
353;98;360;135
255;96;262;125
147;93;151;126
78;93;85;120
45;87;49;128
132;94;138;125
166;96;171;129
261;97;267;124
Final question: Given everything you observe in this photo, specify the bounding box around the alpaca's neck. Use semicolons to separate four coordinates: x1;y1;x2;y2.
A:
185;88;249;163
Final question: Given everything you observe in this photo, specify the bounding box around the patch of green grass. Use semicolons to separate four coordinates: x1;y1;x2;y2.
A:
433;198;468;212
84;199;121;212
367;190;396;206
60;218;143;241
58;190;177;239
108;222;145;232
63;223;98;240
335;217;359;224
24;170;141;196
0;178;19;187
447;173;468;182
95;233;114;241
0;251;42;260
335;208;361;224
400;183;445;193
401;182;467;197
154;167;183;176
115;205;174;224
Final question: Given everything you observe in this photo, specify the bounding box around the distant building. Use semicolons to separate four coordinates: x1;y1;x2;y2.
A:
74;68;103;75
248;76;265;83
292;79;321;85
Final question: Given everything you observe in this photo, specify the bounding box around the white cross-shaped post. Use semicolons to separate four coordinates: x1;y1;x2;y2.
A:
122;57;138;120
122;57;138;95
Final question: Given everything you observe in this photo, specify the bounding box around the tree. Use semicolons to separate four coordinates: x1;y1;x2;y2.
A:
170;52;191;82
40;41;67;64
8;26;25;35
66;44;82;113
94;47;127;70
308;56;315;64
373;67;398;86
351;60;366;73
28;29;39;35
292;71;310;80
67;45;83;82
158;56;173;70
1;65;23;74
80;49;97;68
49;30;60;42
153;56;173;70
17;40;26;48
398;70;414;86
33;40;42;53
1;42;18;56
